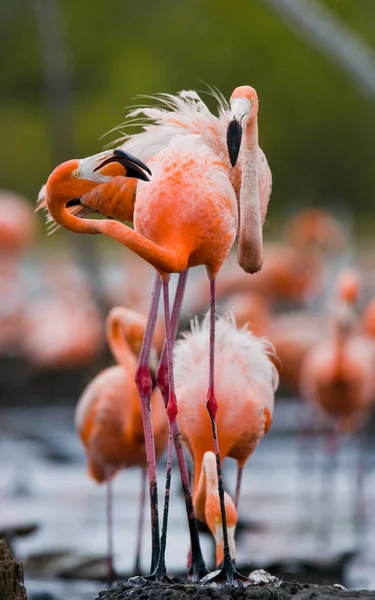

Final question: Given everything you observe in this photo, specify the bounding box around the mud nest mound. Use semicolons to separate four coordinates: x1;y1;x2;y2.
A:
0;539;28;600
95;578;375;600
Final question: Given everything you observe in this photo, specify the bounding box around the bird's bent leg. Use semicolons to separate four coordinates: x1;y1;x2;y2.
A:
234;464;244;511
134;469;147;576
152;279;178;581
134;274;162;573
105;475;115;585
156;271;208;580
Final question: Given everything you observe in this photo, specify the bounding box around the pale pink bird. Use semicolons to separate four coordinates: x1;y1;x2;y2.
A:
23;260;104;369
266;312;327;393
300;269;375;433
40;85;272;582
175;313;278;568
0;190;36;254
299;270;375;533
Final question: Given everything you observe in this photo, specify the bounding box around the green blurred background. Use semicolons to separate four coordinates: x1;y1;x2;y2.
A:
1;0;375;237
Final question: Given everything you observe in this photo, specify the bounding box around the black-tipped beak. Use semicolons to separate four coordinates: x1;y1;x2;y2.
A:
94;148;152;181
227;119;243;167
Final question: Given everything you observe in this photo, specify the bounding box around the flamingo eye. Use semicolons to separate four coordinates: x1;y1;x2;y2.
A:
72;170;80;178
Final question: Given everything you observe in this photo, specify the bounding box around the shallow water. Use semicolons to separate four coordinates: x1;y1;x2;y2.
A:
2;402;375;598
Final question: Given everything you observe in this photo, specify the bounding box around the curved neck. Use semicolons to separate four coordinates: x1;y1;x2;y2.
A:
238;119;263;274
46;191;101;235
332;320;350;381
194;451;219;522
106;309;139;372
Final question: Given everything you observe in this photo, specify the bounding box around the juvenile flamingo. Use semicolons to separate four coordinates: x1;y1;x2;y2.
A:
75;307;168;578
41;85;271;582
175;313;279;568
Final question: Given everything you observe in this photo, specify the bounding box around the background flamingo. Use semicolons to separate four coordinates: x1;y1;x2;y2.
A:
299;269;375;539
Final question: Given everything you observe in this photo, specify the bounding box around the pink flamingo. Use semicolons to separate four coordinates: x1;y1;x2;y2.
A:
175;313;278;568
300;269;375;535
41;85;271;582
75;307;168;578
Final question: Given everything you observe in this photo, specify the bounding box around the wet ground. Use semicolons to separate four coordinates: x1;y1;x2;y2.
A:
2;401;375;599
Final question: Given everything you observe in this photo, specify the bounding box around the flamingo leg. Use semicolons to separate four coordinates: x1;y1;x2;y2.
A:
156;271;208;580
317;425;339;550
134;469;147;576
353;430;367;544
105;475;115;585
134;274;162;573
205;279;249;584
234;464;244;511
152;278;178;580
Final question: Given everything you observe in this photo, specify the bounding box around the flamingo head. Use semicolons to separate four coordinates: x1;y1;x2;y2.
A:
205;490;237;567
227;86;259;167
45;149;151;203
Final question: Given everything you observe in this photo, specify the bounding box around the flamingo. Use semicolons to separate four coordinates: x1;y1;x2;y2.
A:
75;306;168;578
0;190;36;254
175;313;279;568
37;149;208;579
40;85;271;582
299;269;375;535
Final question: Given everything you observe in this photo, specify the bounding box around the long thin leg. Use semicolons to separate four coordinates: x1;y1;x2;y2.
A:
134;274;162;573
153;278;178;580
317;425;338;551
106;476;115;585
354;430;367;545
205;279;249;584
134;469;147;575
234;464;244;511
156;271;208;580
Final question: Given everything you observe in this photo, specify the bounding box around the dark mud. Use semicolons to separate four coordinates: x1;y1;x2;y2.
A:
95;579;375;600
0;539;28;600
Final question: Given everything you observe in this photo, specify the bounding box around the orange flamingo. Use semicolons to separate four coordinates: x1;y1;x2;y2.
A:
0;190;36;254
175;313;279;567
266;312;327;393
23;259;104;369
38;149;207;579
299;270;375;534
41;85;271;582
75;306;168;577
300;269;374;433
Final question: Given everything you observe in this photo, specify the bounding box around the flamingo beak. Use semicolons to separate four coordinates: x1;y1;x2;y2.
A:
227;119;243;168
94;149;152;181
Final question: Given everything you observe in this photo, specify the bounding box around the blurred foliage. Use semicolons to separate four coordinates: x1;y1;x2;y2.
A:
1;0;375;230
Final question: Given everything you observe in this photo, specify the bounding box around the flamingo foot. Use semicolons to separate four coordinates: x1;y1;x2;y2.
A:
201;558;253;586
187;550;209;582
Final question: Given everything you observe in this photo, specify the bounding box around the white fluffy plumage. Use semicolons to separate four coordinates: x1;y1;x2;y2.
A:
174;311;279;395
108;88;232;167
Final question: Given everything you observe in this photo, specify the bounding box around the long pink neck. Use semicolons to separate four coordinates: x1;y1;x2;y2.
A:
106;313;137;373
193;451;219;523
237;120;263;274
